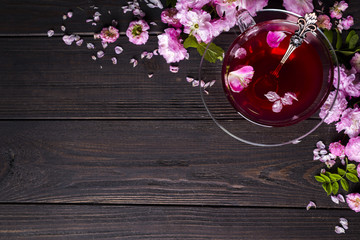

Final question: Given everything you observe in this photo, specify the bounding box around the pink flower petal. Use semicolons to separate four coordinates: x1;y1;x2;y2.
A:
281;92;298;105
62;34;75;45
266;31;287;48
146;53;154;59
186;77;194;83
169;65;179;73
316;141;325;149
335;226;345;234
75;39;83;46
67;11;73;18
111;57;117;65
148;73;153;78
115;46;123;54
306;201;316;210
91;55;96;61
331;195;340;204
339;218;348;230
141;51;148;59
337;194;345;203
209;80;216;87
61;25;66;32
97;50;104;58
192;80;199;87
153;49;159;55
87;43;95;49
272;100;283;113
234;47;247;59
102;42;108;49
62;14;67;20
227;66;254;93
47;29;54;37
130;58;138;67
264;91;281;102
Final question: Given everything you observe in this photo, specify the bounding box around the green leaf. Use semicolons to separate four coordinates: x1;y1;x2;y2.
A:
322;183;332;195
329;173;342;181
183;35;199;49
323;29;333;45
347;163;356;170
346;30;357;44
320;173;331;183
336;29;342;50
338;167;346;176
315;175;326;183
348;168;358;175
345;30;359;49
340;178;349;191
332;181;339;195
197;42;224;63
346;173;359;183
349;34;359;49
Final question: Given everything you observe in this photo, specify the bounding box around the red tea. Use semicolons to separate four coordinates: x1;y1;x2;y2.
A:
222;21;331;127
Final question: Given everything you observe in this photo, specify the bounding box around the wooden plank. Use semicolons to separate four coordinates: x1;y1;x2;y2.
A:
0;36;208;119
0;0;359;35
0;120;347;208
0;204;359;239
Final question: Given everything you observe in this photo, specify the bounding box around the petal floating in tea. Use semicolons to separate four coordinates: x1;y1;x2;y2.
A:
272;100;283;113
227;66;254;93
281;92;298;105
234;47;247;59
264;91;280;102
266;31;286;48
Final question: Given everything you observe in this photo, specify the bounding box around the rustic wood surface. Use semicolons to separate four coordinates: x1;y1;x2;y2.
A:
0;0;360;239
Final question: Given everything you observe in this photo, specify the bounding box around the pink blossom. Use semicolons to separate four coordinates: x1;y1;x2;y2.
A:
350;53;360;73
211;15;237;38
357;164;360;178
214;0;268;17
333;66;360;98
330;1;348;19
227;66;254;93
175;0;211;12
346;193;360;212
178;9;213;43
266;31;286;48
283;0;314;16
126;20;150;45
319;90;348;124
158;28;188;64
99;26;119;43
317;15;332;30
161;8;182;28
345;136;360;162
340;15;354;30
336;107;360;138
329;141;345;158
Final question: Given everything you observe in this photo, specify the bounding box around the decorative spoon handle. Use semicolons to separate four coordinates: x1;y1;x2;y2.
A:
273;13;318;76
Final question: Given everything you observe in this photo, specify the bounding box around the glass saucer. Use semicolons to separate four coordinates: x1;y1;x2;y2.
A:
199;9;340;147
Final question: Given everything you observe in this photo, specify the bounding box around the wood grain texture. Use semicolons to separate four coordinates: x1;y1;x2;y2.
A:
0;120;348;208
1;204;359;239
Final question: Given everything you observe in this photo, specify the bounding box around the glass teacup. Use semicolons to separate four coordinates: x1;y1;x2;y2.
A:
199;9;339;146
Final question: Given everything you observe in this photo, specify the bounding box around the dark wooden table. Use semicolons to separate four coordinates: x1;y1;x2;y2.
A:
1;0;360;239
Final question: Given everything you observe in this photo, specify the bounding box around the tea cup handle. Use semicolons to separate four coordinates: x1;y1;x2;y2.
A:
236;9;256;33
